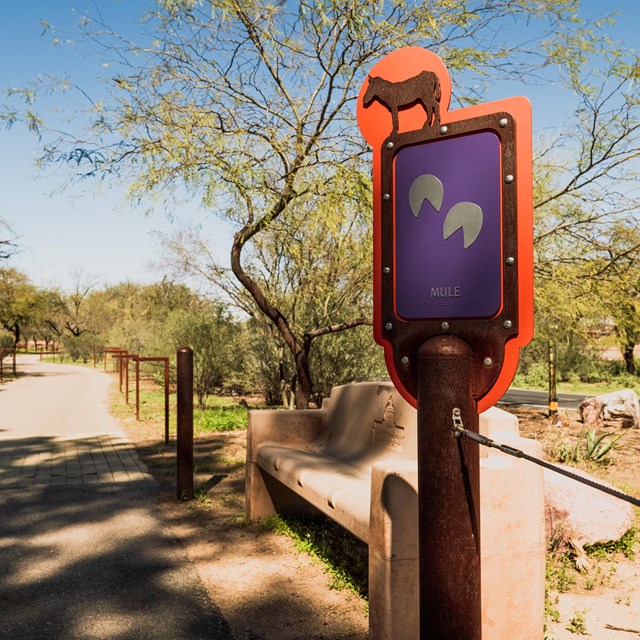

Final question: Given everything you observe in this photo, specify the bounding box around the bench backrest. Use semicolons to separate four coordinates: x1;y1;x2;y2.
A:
318;382;417;464
315;381;519;467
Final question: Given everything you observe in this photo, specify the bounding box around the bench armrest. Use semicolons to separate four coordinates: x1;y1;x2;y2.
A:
247;409;326;462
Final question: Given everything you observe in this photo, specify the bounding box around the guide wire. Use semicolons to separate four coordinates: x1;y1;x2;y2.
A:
451;408;640;509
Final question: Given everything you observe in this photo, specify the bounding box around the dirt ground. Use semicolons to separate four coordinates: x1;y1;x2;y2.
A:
511;406;640;640
119;404;640;640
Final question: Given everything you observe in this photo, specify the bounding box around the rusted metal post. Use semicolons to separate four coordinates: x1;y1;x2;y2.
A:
0;351;3;381
176;347;194;500
164;358;170;444
548;339;558;419
118;352;124;392
125;355;130;404
417;335;481;640
93;345;97;367
135;356;140;421
12;348;16;375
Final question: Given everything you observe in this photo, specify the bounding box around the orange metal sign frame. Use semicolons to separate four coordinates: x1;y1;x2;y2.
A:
357;47;533;412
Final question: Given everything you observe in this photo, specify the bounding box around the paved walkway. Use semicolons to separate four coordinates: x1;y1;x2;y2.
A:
0;355;232;639
0;355;150;488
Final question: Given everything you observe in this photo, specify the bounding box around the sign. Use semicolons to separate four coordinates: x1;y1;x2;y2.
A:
394;131;502;320
357;47;533;412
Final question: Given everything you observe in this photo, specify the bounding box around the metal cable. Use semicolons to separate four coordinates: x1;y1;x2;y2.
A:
453;423;640;509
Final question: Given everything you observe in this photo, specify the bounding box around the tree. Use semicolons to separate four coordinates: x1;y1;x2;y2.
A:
45;272;100;339
160;160;374;401
163;301;248;408
0;268;39;345
533;59;640;279
0;219;18;261
591;224;640;374
4;0;634;406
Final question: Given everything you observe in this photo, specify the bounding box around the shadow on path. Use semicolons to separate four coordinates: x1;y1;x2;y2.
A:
0;484;233;640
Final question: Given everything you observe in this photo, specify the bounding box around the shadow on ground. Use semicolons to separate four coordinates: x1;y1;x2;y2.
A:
0;483;233;640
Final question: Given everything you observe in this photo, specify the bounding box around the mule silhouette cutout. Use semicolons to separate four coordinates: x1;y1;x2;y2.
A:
363;70;441;133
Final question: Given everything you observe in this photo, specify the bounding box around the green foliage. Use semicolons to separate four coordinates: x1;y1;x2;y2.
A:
0;267;40;345
546;550;577;594
309;325;388;406
584;527;637;561
263;514;368;598
162;302;249;408
566;610;588;635
584;429;626;462
193;405;248;433
555;428;627;465
62;332;100;363
0;328;14;349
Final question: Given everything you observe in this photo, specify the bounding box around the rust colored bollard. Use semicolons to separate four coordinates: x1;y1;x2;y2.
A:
176;347;194;501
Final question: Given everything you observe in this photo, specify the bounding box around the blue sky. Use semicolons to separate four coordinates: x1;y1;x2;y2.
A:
0;0;220;292
0;1;638;292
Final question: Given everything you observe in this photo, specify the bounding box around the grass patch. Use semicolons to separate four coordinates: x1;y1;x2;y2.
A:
194;405;248;433
558;380;640;396
263;514;369;599
585;527;637;561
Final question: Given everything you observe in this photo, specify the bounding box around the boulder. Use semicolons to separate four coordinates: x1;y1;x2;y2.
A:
544;465;635;571
579;389;640;429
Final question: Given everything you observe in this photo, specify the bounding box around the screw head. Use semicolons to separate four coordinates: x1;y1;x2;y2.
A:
483;357;493;367
383;193;390;201
385;322;393;331
439;125;448;135
505;256;515;266
503;320;513;329
440;321;450;331
386;141;394;150
401;356;409;365
505;174;514;184
383;266;391;275
499;118;508;128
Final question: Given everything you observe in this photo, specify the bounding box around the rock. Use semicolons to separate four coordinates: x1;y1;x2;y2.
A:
579;389;640;429
544;465;634;571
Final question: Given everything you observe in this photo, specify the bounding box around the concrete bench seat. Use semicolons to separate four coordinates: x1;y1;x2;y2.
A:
246;381;545;639
256;443;372;540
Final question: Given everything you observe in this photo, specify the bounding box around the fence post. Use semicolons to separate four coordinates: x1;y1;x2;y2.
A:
164;358;170;445
135;356;140;420
176;347;194;501
125;355;130;404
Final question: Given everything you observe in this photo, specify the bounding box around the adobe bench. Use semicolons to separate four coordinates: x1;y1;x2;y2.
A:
246;381;545;640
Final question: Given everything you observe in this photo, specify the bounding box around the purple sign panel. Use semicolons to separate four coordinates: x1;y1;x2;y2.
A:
394;131;502;319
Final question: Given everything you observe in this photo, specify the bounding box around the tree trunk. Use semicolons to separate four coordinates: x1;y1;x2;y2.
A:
623;343;636;375
231;229;314;409
294;347;313;410
10;322;20;346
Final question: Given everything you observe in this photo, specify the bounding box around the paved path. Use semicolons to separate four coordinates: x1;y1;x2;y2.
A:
0;356;150;488
0;355;232;639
